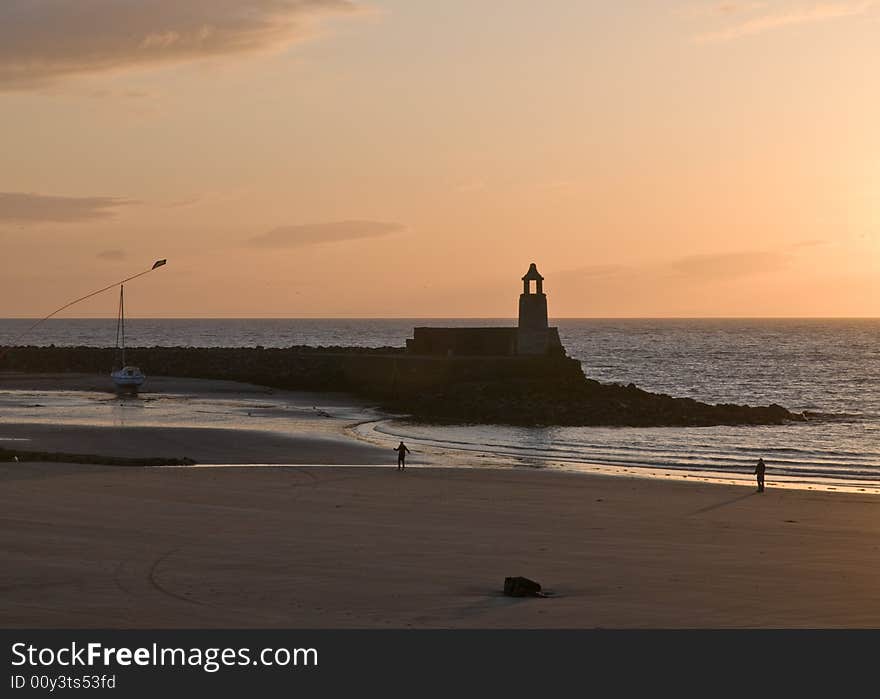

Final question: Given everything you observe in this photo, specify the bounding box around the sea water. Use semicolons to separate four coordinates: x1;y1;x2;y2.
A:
1;318;878;487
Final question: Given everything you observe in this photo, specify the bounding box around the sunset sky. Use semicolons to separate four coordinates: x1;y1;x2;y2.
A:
1;1;878;317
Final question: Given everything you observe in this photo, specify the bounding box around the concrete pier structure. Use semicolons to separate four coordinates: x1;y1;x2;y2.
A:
406;264;563;357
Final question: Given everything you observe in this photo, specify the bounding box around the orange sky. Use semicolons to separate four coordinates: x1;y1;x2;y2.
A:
1;1;878;317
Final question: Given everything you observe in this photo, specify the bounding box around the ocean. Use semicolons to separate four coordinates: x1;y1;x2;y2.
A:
1;318;878;488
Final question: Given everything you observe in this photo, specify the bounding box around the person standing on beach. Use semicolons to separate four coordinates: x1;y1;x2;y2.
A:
395;442;411;471
755;457;766;493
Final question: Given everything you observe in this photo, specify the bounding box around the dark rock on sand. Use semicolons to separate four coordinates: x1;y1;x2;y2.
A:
504;576;544;597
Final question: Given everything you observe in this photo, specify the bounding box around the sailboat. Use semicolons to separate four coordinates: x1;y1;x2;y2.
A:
110;284;145;393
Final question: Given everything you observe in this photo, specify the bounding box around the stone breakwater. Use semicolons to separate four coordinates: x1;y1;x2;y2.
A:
0;345;804;427
394;378;801;427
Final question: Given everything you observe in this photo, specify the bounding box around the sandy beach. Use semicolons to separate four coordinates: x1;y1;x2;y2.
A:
2;373;879;629
3;461;880;628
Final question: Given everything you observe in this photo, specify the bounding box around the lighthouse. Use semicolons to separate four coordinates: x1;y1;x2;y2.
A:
518;262;548;331
406;263;563;356
517;262;553;354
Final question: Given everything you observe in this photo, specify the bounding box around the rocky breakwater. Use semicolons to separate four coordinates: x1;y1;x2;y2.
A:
384;377;804;427
0;345;587;397
0;345;804;427
0;345;401;392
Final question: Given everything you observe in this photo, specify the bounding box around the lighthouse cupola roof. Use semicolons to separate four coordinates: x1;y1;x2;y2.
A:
521;263;544;282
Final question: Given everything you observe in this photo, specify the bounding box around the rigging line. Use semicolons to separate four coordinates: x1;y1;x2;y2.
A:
2;260;166;351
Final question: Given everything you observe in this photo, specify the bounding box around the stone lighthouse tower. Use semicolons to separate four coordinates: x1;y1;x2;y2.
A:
518;262;555;354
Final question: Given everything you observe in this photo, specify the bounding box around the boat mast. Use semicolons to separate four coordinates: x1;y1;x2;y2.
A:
120;285;126;366
115;285;126;367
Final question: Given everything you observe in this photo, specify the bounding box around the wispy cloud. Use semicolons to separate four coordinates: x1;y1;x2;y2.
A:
561;264;632;280
163;196;203;209
694;0;876;42
665;250;790;279
681;2;768;19
0;0;359;90
560;249;791;285
248;220;405;248
97;249;127;261
83;88;155;100
0;192;133;224
790;238;829;249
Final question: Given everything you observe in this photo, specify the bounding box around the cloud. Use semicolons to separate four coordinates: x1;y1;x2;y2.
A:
665;250;790;280
558;264;632;280
561;250;790;286
84;88;154;100
0;192;133;224
249;220;405;248
97;249;127;261
790;238;829;249
0;0;358;90
678;2;767;19
715;2;768;14
694;0;876;42
552;249;799;315
163;195;203;209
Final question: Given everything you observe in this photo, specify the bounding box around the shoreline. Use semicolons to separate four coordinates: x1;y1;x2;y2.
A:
0;373;876;494
2;418;877;495
351;419;880;495
171;460;880;496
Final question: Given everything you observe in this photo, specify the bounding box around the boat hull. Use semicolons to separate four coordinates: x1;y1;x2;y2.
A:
111;367;145;393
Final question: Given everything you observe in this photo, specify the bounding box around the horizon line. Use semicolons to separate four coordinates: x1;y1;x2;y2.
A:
2;316;880;321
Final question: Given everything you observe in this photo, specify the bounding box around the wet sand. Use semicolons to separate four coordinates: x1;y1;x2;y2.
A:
0;373;285;394
0;422;389;465
3;462;880;628
0;372;390;464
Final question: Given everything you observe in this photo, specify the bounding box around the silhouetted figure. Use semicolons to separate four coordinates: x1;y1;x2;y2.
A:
394;441;411;471
755;457;766;492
